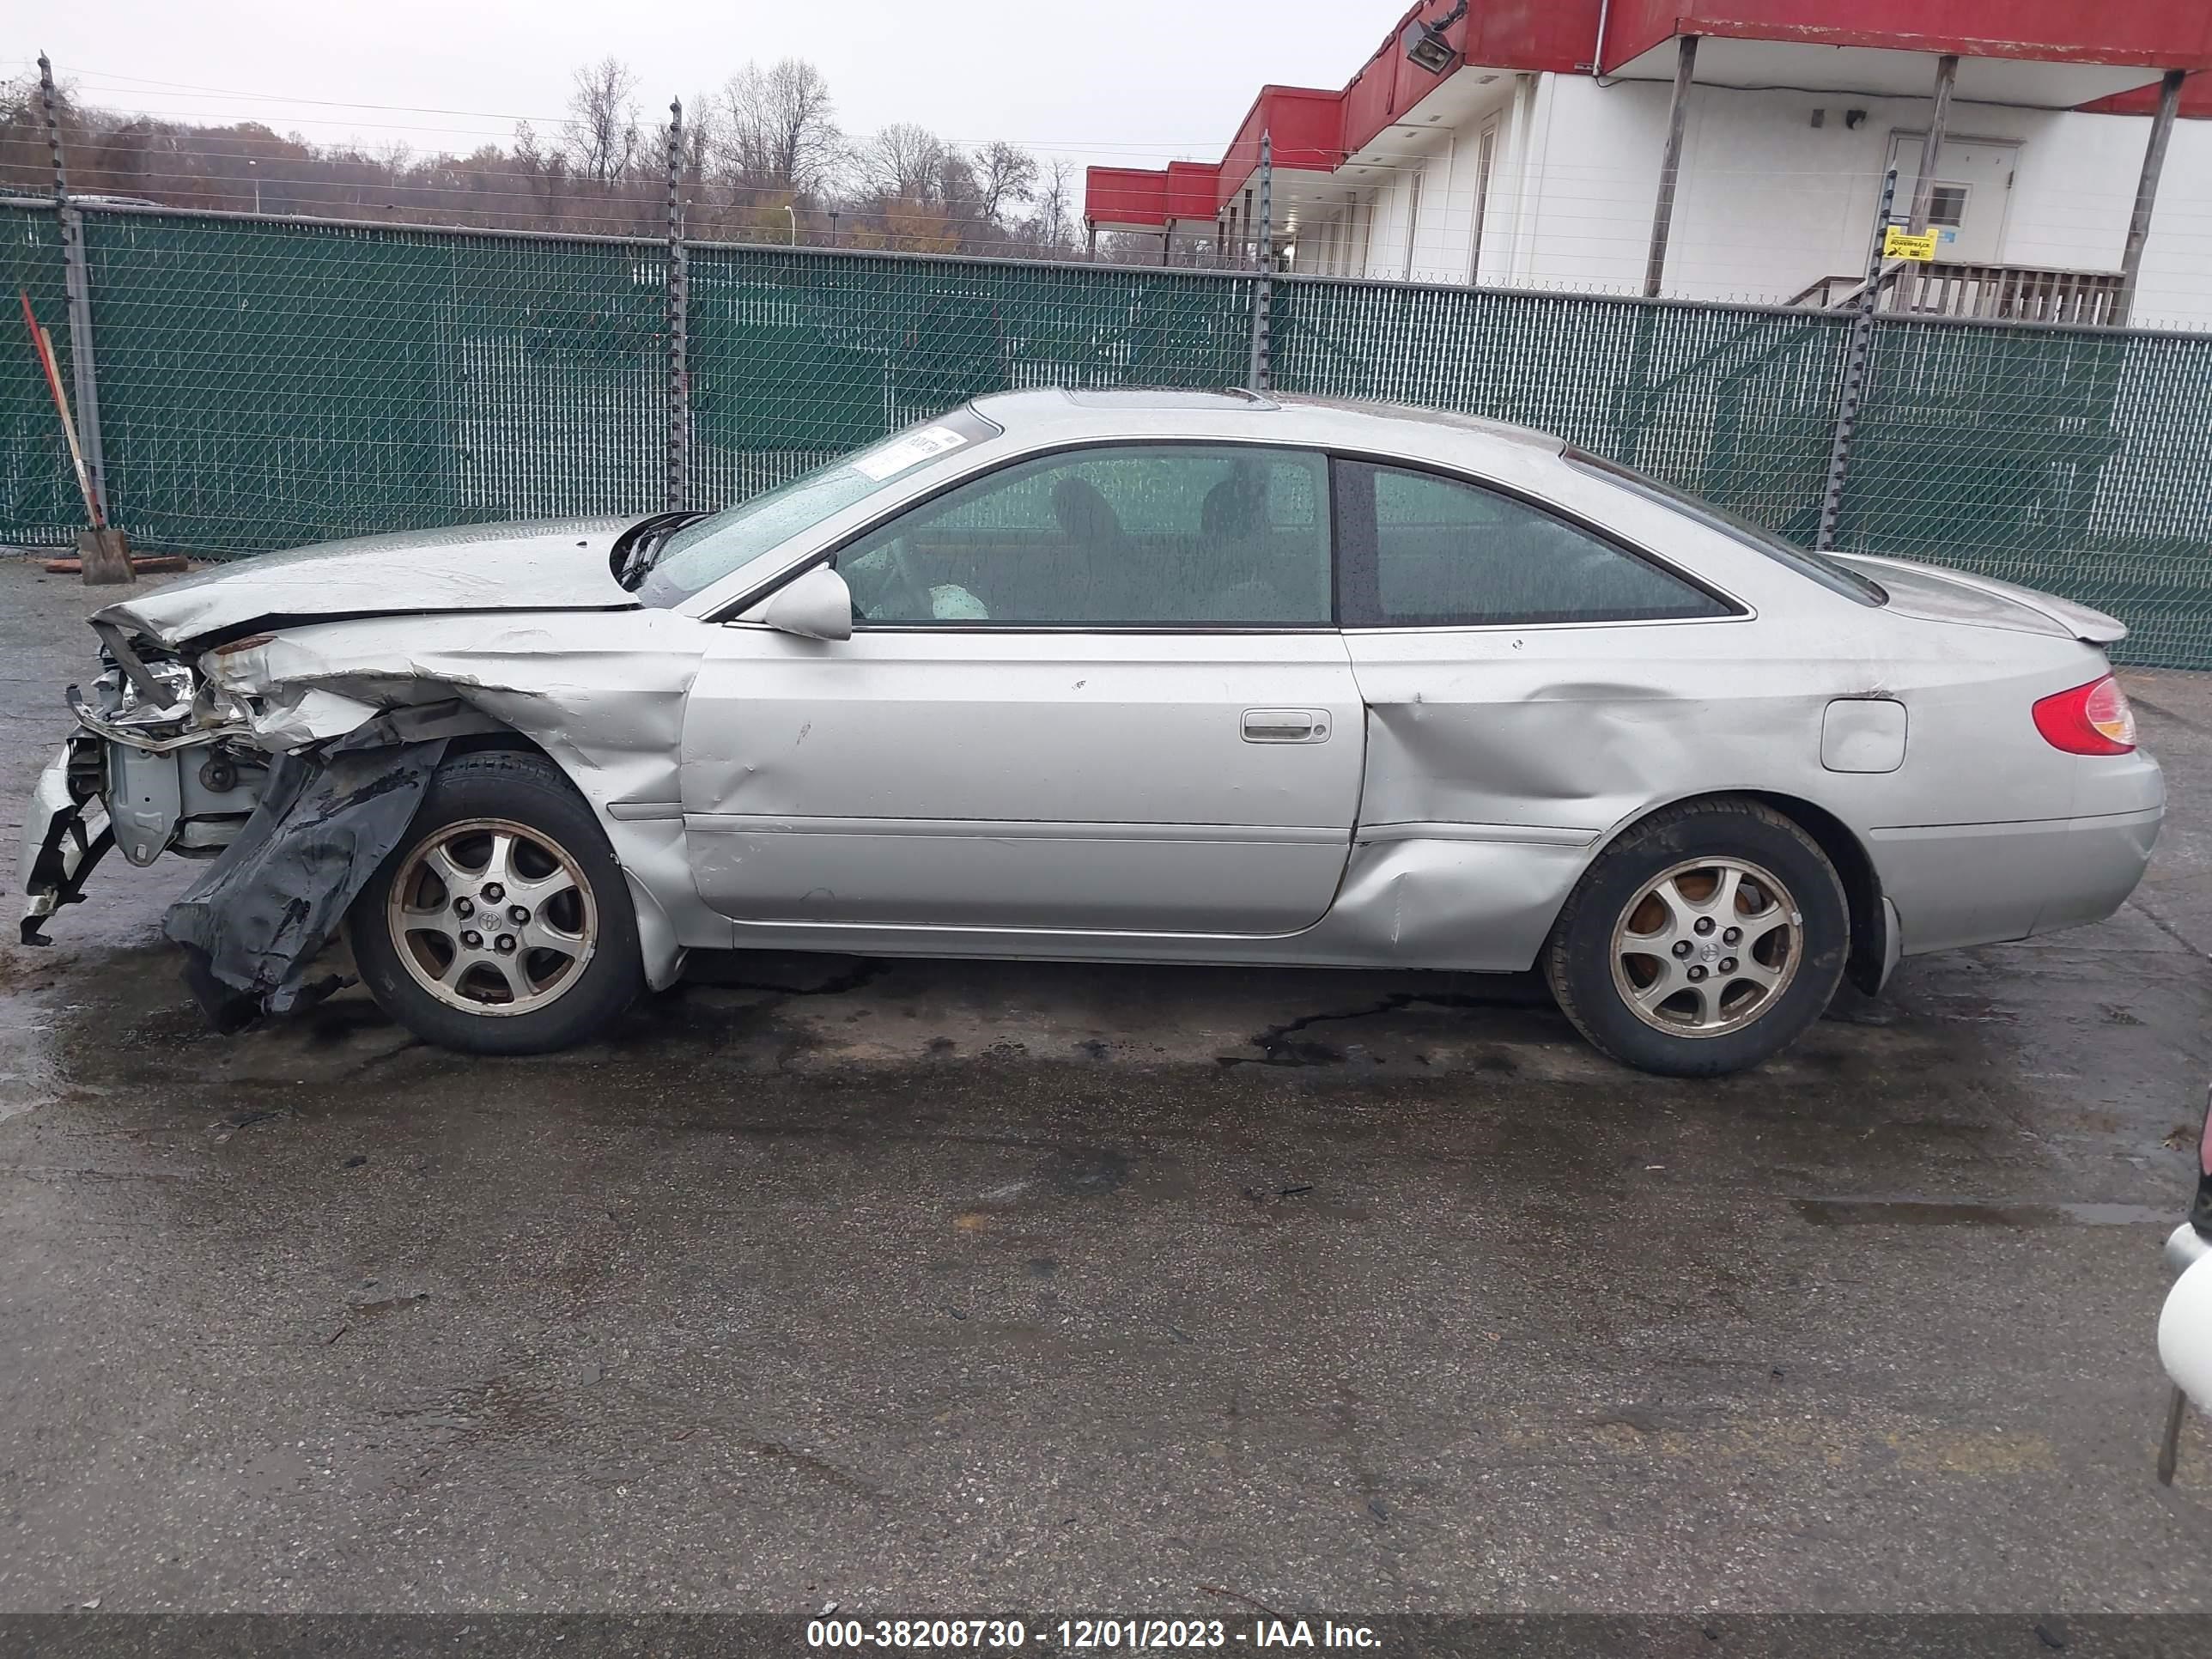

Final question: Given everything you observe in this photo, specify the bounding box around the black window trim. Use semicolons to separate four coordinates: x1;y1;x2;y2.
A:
726;435;1346;635
1325;448;1753;633
708;436;1755;635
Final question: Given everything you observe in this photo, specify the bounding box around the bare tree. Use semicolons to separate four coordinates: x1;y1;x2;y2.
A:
513;118;572;227
678;95;720;185
860;121;950;204
1027;157;1080;252
564;57;640;191
973;140;1038;228
937;146;980;219
720;58;841;201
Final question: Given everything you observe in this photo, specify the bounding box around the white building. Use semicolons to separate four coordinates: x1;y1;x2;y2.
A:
1086;2;2212;328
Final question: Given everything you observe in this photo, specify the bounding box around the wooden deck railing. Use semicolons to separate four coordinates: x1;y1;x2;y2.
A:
1788;262;2125;325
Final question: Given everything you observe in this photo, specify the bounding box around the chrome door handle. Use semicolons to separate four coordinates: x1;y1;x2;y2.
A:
1242;708;1329;744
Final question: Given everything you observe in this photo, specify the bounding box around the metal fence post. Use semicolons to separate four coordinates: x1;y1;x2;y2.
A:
1816;167;1898;553
1245;131;1273;393
38;52;110;528
664;96;690;513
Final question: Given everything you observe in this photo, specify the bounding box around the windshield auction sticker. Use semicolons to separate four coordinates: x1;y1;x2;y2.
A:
850;423;970;481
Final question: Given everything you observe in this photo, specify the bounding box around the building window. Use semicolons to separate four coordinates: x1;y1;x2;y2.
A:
1469;122;1498;283
1401;171;1423;280
1926;184;1969;228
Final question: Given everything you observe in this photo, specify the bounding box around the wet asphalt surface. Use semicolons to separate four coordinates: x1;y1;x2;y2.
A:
3;557;2212;1613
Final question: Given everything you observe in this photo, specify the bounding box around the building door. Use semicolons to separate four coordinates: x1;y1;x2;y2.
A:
1887;136;2016;264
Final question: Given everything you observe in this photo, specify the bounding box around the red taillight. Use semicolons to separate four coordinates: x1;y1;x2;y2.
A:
2033;674;2136;755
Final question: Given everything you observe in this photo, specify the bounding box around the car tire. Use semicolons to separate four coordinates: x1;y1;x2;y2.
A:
349;749;642;1055
1542;797;1849;1078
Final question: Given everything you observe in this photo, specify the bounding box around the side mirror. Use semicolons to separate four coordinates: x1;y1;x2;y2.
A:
757;563;854;641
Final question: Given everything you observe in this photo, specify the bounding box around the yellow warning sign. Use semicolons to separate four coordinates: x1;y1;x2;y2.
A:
1883;226;1940;262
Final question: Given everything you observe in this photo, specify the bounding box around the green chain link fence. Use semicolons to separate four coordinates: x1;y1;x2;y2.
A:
4;201;2210;667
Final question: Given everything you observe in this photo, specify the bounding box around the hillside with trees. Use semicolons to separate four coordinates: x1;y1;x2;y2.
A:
0;56;1093;257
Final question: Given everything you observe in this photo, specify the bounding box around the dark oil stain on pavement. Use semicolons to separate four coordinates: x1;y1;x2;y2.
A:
1797;1197;2173;1228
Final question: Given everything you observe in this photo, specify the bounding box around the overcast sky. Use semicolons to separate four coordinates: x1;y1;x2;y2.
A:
19;0;1392;178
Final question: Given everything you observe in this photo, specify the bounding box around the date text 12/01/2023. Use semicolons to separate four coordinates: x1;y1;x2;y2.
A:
805;1621;1383;1650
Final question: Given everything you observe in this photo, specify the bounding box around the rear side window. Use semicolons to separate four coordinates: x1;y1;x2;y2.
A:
1566;449;1886;606
1334;459;1731;628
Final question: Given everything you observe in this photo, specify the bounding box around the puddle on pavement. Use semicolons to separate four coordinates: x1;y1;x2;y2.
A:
1796;1196;2173;1228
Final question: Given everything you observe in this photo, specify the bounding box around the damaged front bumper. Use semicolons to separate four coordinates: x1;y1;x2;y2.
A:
21;716;267;950
20;636;507;1026
19;736;112;945
19;643;273;947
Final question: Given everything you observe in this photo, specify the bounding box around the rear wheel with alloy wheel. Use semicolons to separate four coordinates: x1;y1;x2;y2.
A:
1543;798;1848;1077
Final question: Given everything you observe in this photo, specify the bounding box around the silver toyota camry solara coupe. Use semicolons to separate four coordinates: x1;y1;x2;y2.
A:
20;389;2163;1076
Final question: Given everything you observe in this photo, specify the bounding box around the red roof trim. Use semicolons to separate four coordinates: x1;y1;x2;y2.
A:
1084;0;2212;227
1601;3;2212;76
2080;68;2212;114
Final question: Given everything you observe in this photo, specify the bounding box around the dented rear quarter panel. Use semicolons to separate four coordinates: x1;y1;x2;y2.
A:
1321;446;2149;970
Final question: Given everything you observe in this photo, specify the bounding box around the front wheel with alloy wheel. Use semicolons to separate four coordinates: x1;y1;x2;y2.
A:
1542;798;1849;1077
349;750;643;1054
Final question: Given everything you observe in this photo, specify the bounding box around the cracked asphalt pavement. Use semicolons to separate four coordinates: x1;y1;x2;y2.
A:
3;556;2211;1613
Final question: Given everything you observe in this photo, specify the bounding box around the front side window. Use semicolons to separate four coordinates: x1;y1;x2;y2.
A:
1336;459;1730;628
835;445;1331;627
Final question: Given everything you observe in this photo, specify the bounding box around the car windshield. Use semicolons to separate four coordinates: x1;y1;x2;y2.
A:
1565;450;1887;607
634;407;1000;607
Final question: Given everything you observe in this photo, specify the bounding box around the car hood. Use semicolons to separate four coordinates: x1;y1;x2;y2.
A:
1832;552;2126;645
94;516;639;648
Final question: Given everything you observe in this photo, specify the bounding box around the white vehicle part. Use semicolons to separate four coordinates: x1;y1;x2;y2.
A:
1835;553;2127;644
20;744;110;940
109;743;185;866
2171;1220;2212;1276
246;686;381;751
753;562;854;641
92;516;635;644
1820;697;1908;774
2160;1250;2212;1414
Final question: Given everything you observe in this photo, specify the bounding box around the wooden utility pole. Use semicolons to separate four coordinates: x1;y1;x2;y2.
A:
1894;53;1959;316
1643;34;1698;299
39;51;129;583
2116;69;2186;327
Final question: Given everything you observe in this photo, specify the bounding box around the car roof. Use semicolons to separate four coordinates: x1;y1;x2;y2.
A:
967;386;1565;457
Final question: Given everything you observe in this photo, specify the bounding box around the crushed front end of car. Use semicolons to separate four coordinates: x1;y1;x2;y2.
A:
20;518;697;1034
19;619;481;1027
21;623;270;945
